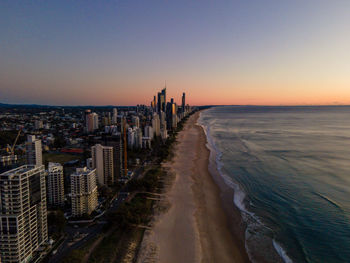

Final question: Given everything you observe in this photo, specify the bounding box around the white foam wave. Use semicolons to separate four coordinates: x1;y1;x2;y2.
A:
198;114;257;219
273;239;294;263
198;110;294;263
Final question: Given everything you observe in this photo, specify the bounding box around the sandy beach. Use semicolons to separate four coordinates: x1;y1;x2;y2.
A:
137;112;250;263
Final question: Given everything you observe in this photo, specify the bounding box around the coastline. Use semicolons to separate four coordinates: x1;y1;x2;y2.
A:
199;108;285;263
137;111;249;263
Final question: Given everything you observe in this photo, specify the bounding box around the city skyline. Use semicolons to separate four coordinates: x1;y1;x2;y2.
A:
1;1;350;106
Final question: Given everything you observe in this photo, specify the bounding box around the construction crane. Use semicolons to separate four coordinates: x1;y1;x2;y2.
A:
7;128;22;155
123;118;128;177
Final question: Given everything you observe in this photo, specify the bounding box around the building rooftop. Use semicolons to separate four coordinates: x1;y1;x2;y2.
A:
0;164;44;179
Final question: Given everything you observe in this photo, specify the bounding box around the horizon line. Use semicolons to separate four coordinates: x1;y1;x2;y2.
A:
1;102;350;108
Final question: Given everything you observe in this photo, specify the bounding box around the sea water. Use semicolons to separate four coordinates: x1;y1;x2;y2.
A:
199;106;350;263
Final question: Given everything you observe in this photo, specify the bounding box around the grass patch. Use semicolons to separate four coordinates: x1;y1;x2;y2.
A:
43;152;83;166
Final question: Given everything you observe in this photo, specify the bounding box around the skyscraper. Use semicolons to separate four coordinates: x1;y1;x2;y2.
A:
157;92;162;113
182;92;186;113
157;87;167;113
160;111;167;131
86;112;99;133
135;128;143;149
70;167;98;217
152;96;157;111
34;120;43;130
112;108;118;124
166;98;177;130
144;125;153;138
127;128;135;149
91;144;114;185
0;165;48;263
92;113;99;130
104;134;124;181
25;135;42;166
152;113;161;137
131;116;140;128
47;162;64;207
84;109;91;130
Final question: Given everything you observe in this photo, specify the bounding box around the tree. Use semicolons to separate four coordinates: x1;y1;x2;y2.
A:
62;249;85;263
99;185;113;200
48;210;66;236
54;135;65;148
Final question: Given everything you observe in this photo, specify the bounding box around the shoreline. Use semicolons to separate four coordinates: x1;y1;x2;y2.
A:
137;111;250;263
198;113;250;261
199;109;285;263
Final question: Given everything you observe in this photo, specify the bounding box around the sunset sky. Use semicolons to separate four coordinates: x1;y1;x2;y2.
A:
1;0;350;106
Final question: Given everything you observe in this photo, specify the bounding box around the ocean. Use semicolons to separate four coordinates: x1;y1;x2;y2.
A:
198;106;350;263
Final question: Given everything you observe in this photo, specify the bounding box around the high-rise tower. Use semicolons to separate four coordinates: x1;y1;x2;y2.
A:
25;135;42;166
157;86;167;113
70;167;98;217
47;162;65;207
0;165;48;263
182;92;186;113
112;108;118;124
91;144;114;185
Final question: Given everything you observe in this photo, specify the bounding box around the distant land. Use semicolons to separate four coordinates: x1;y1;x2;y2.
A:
0;102;214;109
1;102;349;109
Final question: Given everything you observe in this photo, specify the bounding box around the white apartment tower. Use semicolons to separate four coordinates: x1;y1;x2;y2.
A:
34;120;43;130
47;162;64;207
131;116;140;128
25;135;42;166
86;112;99;133
135;128;142;149
128;128;135;149
152;113;160;137
0;165;48;263
93;113;99;130
112;108;118;124
144;125;153;138
91;144;114;186
70;167;98;217
159;111;166;130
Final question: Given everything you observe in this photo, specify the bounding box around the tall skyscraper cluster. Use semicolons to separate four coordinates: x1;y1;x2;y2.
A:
150;85;190;140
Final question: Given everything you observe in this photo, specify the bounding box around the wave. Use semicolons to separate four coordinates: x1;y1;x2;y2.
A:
273;239;294;263
312;191;345;213
198;110;293;263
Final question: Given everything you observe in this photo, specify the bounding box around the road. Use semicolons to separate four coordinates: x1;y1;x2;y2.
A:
48;156;155;263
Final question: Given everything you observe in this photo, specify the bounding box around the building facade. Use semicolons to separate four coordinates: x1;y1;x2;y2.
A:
104;134;124;181
0;165;48;263
152;113;160;137
47;162;64;207
70;167;98;217
91;144;114;185
25;135;42;167
86;112;99;133
112;108;118;124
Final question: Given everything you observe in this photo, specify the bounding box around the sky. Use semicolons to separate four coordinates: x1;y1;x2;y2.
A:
1;0;350;106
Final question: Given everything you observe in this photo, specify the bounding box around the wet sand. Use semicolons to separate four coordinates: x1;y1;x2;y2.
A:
137;112;250;263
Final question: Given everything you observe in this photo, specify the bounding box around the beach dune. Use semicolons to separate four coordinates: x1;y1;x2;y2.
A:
138;112;249;263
